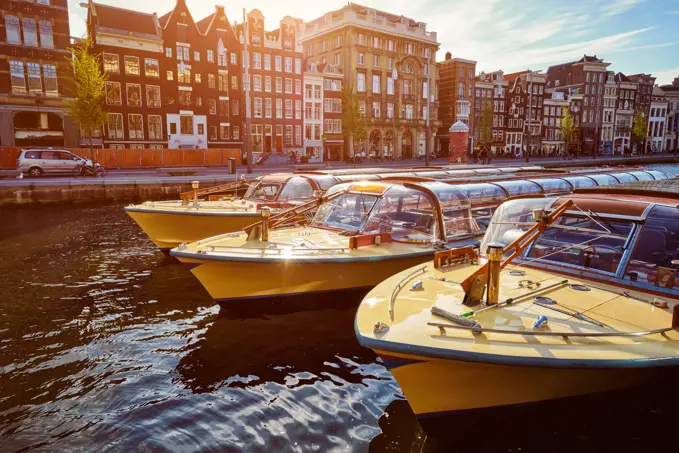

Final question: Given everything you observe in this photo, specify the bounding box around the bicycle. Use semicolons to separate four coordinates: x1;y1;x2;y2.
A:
73;161;107;177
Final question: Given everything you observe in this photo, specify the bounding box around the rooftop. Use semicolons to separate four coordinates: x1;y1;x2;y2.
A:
91;2;161;39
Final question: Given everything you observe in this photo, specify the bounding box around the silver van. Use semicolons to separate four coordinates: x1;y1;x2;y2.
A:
17;149;86;177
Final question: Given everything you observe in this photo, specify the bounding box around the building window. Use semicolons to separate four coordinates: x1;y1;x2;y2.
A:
265;98;272;118
180;115;193;135
219;74;228;91
253;75;262;91
295;125;301;146
39;20;54;49
276;99;282;118
264;76;272;92
254;97;262;118
284;57;292;73
373;101;381;118
275;77;282;93
373;55;379;68
358;53;364;66
148;115;162;140
207;50;214;63
357;73;366;92
5;16;21;44
232;126;239;140
43;64;57;97
405;104;413;119
295;58;301;74
193;51;200;62
195;73;201;83
253;52;261;69
165;47;172;58
217;51;226;66
275;56;282;72
208;99;216;115
231;75;238;90
334;98;342;113
125;56;140;76
107;113;123;139
232;100;239;115
231;52;237;65
22;18;38;46
458;82;464;97
142;58;159;78
406;43;414;55
26;62;41;95
208;74;216;89
387;103;394;119
177;45;190;61
335;54;341;66
295;79;302;95
105;81;121;105
126;83;142;106
295;100;302;119
324;98;332;112
220;99;229;116
403;80;412;95
177;64;191;83
285;99;293;118
264;54;271;71
128;114;143;139
423;81;428;99
468;84;472;97
373;75;380;94
285;78;293;94
285;125;293;146
146;85;161;107
178;90;192;107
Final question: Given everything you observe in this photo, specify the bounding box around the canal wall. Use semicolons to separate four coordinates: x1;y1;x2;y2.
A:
1;155;678;207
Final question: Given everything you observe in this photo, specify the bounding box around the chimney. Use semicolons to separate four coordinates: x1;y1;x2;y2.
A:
216;5;225;15
445;51;452;60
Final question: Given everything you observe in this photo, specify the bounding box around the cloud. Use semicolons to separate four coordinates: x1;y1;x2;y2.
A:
601;0;646;17
653;67;679;85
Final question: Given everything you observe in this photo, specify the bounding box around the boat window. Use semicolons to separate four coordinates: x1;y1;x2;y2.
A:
309;175;339;191
611;172;637;183
587;174;619;186
525;215;634;274
456;183;507;206
325;182;352;196
422;184;475;239
494;180;542;196
480;198;553;253
562;176;597;188
528;178;572;194
627;171;654;181
312;193;379;231
645;170;667;180
472;207;494;233
245;181;281;200
624;205;679;290
277;177;314;202
362;186;440;242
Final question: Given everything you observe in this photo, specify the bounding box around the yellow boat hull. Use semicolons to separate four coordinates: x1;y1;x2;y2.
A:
375;350;657;417
181;254;432;302
126;209;261;251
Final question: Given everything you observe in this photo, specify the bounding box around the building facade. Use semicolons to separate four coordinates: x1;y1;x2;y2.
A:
438;53;476;156
504;71;546;157
660;75;679;152
648;86;668;152
475;70;507;155
613;72;638;153
87;0;244;152
0;0;77;147
600;71;617;153
546;55;610;156
302;61;344;162
237;10;304;162
302;3;440;160
542;91;568;155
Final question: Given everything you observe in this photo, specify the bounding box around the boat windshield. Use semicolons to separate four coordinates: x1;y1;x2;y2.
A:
480;198;554;254
361;185;442;242
311;192;379;231
245;180;282;200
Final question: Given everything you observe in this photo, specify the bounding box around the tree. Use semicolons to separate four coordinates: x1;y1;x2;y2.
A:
341;84;366;160
558;106;576;157
631;110;648;153
65;38;108;164
478;99;493;147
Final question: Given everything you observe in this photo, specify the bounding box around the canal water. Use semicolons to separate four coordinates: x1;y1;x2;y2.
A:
1;164;678;453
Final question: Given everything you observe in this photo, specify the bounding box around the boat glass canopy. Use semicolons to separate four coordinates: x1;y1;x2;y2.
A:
528;178;572;194
311;192;380;231
612;172;638;183
244;179;282;200
276;177;315;202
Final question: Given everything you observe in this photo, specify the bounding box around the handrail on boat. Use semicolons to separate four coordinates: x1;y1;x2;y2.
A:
389;265;427;320
427;321;674;339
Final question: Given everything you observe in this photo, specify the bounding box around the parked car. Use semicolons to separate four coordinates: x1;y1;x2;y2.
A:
17;149;87;177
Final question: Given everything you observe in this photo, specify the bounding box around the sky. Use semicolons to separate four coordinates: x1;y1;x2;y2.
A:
69;0;679;84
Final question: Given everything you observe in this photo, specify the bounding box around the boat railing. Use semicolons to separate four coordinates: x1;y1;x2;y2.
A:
427;321;674;339
198;244;350;256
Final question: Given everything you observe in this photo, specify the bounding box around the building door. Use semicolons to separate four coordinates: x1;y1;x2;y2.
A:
401;131;412;159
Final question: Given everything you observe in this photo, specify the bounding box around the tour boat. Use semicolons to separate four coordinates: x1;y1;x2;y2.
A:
169;169;665;303
124;165;547;252
355;187;679;432
124;173;338;252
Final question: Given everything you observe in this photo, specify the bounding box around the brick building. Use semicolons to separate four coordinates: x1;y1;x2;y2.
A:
87;2;164;149
601;71;617;154
546;55;610;155
303;61;343;162
236;10;304;162
541;91;568;155
438;52;475;156
475;70;507;156
504;70;546;157
0;0;77;147
87;0;244;152
660;76;679;152
302;3;440;160
613;72;637;153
